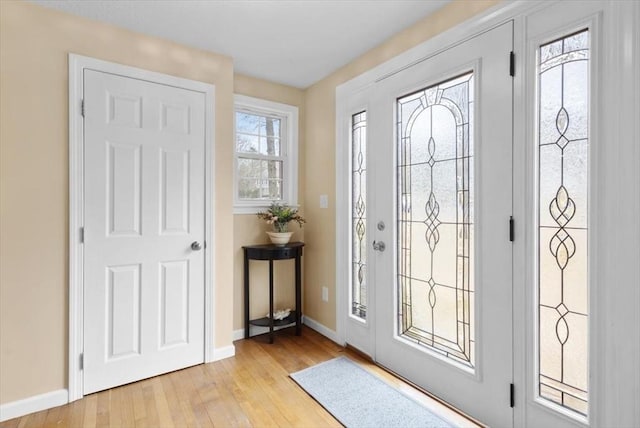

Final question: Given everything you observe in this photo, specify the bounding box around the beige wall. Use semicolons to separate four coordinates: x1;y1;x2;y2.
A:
302;0;501;329
232;75;305;330
0;1;235;404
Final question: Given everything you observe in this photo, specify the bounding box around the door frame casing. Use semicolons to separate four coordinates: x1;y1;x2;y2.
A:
68;54;216;402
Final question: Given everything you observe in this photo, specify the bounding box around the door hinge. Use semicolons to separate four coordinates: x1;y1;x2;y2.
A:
79;353;84;370
510;383;515;407
509;216;515;242
509;51;515;77
80;227;84;243
81;99;85;117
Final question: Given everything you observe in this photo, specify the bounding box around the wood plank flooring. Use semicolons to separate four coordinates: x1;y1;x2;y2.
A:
1;327;477;427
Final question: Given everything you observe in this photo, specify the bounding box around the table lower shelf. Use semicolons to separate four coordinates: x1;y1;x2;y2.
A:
249;310;298;328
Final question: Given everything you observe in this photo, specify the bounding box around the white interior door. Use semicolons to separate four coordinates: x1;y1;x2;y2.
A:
83;69;206;394
369;22;514;427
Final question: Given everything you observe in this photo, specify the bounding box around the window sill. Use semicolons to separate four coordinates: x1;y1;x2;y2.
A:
234;204;272;215
233;201;299;215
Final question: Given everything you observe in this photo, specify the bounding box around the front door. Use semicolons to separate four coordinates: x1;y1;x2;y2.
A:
347;22;514;426
83;69;206;394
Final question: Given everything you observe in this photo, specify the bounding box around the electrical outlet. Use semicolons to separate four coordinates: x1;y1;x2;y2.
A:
322;286;329;302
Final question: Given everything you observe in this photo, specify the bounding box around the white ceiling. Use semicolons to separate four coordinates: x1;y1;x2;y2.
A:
29;0;450;88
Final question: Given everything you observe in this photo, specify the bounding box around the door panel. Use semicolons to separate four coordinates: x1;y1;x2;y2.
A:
160;260;189;347
107;264;141;358
370;22;514;427
161;149;191;234
84;70;205;394
107;141;141;236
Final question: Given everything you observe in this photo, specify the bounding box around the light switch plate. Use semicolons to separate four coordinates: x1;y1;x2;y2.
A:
320;194;329;209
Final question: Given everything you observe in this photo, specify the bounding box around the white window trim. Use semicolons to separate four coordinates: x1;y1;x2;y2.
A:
233;94;298;214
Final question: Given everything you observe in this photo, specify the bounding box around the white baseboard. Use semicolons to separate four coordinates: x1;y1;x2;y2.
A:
211;344;236;362
0;389;68;422
233;328;244;341
303;316;341;344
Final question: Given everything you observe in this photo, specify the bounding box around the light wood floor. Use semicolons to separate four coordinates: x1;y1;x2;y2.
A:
1;327;477;427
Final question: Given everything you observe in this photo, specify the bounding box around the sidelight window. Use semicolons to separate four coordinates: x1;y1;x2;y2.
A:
537;29;590;416
351;111;368;319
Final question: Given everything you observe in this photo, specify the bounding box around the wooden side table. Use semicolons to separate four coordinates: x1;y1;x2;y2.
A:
243;242;304;343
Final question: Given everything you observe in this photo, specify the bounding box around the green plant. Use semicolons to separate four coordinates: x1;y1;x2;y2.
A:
257;202;306;232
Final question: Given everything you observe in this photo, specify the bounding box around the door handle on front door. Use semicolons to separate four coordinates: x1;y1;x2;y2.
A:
191;241;202;251
373;240;386;252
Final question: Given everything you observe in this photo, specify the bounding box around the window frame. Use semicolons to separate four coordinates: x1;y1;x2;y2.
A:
233;94;298;214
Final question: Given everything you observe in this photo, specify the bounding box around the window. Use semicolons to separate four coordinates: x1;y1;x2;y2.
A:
536;29;590;416
234;95;298;213
351;111;367;319
397;72;475;368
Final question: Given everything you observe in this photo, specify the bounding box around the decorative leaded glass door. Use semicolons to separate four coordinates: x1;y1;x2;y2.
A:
369;22;514;427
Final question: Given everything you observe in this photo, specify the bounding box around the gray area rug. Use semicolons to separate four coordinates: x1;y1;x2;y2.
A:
290;356;455;428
